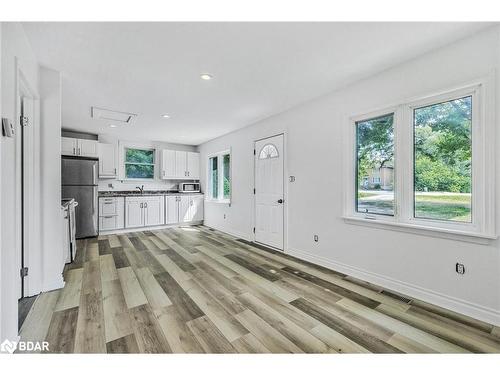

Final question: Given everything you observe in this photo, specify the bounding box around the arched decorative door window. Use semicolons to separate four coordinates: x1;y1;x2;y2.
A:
259;143;279;159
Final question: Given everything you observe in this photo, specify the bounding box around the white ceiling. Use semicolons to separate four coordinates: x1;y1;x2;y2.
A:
23;22;493;145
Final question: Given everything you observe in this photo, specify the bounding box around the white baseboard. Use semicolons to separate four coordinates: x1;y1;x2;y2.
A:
203;223;252;242
287;246;500;326
99;221;203;236
42;275;65;293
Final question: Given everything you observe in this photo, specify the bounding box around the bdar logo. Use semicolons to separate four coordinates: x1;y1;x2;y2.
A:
0;339;17;354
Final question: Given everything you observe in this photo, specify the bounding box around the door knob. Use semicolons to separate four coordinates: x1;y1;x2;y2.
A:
277;199;283;204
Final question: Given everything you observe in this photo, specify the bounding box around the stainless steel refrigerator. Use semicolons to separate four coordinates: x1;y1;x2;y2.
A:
62;157;98;238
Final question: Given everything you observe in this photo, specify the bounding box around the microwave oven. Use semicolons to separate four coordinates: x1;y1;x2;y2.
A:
179;182;201;193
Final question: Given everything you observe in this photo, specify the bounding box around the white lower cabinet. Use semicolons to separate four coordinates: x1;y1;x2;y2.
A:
190;195;204;222
166;194;204;224
144;196;165;226
125;196;165;229
125;198;144;228
179;195;190;223
99;194;202;233
99;197;124;231
166;195;179;224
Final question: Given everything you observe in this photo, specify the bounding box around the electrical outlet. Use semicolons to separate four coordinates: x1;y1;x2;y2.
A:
456;262;465;275
223;214;226;219
313;234;319;242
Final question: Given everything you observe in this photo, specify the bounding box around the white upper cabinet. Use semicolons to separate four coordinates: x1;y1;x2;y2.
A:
61;137;98;158
187;152;200;179
61;137;78;155
98;143;117;178
79;139;99;157
160;149;200;180
161;150;177;179
175;151;188;178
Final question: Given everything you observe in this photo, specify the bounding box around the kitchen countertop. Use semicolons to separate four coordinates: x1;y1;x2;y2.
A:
98;190;204;197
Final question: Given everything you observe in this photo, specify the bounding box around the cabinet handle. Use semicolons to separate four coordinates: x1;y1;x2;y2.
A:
144;202;147;208
140;203;143;208
104;216;114;219
73;147;76;155
103;202;114;205
114;168;116;175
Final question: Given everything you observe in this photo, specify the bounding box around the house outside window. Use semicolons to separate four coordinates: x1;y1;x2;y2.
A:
346;82;495;240
207;150;231;202
124;147;155;179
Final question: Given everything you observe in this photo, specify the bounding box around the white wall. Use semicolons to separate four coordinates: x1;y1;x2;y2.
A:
199;27;500;325
97;134;197;191
1;22;39;342
39;66;64;291
1;24;64;342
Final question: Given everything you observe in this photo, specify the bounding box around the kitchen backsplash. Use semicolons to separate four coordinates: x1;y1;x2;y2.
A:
98;179;180;191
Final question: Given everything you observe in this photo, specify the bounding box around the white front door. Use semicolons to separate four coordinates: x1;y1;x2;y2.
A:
254;134;284;250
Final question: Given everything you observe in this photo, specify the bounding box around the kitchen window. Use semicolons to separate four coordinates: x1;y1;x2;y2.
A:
207;150;231;202
345;82;495;241
124;147;155;179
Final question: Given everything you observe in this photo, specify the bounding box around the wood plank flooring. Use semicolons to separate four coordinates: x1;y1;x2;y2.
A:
20;225;500;353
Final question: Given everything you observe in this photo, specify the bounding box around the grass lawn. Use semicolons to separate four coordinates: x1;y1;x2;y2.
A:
357;191;471;222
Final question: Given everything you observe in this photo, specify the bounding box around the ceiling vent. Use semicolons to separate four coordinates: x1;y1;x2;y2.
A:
91;106;137;124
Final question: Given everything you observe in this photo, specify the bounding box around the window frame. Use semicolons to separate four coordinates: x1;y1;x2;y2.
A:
343;81;496;242
120;143;157;181
354;111;396;217
206;149;232;204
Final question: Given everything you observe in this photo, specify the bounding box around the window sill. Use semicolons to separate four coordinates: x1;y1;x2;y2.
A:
342;216;497;245
205;199;231;205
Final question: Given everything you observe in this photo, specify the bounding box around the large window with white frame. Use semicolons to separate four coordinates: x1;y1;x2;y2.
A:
124;147;155;179
207;150;231;202
345;83;495;240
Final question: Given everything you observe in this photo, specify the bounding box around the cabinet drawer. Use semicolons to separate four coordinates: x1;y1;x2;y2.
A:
100;215;120;231
99;198;118;216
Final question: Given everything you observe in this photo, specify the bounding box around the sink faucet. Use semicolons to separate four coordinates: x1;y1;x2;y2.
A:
136;185;144;194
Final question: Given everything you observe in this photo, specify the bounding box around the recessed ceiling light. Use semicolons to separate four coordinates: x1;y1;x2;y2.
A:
109;124;117;128
162;114;171;119
200;73;213;80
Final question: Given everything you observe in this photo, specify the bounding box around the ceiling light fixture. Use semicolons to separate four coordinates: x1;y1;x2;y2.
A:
162;114;171;118
200;73;213;80
109;124;117;128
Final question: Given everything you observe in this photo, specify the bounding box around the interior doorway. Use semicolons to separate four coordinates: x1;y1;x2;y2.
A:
254;134;285;250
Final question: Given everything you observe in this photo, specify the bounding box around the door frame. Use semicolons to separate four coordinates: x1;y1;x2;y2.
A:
253;133;288;251
16;61;40;298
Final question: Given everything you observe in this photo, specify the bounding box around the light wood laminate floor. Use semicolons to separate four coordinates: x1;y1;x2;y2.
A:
20;226;500;353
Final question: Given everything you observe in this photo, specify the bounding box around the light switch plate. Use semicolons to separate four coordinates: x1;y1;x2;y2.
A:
2;118;14;137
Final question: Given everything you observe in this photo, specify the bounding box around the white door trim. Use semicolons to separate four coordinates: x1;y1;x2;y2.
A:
16;60;41;298
253;133;286;251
